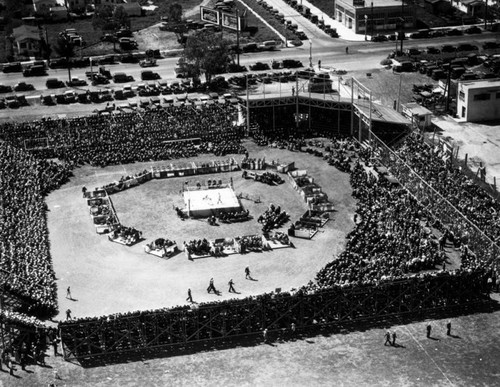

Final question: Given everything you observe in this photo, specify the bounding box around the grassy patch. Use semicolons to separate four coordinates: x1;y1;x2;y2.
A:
353;68;438;107
308;0;336;19
238;0;299;42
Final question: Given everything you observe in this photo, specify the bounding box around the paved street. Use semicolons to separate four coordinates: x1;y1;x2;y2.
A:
1;32;498;97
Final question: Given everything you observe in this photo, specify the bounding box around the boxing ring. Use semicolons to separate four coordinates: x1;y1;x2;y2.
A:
184;187;241;218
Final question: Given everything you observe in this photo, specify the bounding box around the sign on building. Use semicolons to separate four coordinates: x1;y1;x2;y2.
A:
200;6;220;25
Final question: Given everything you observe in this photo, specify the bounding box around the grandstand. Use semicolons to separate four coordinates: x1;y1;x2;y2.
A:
0;87;496;369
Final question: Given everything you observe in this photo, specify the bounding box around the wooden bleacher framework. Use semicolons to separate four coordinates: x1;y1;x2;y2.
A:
60;271;489;361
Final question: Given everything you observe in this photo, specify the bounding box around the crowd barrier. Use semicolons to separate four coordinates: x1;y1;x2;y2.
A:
59;270;489;361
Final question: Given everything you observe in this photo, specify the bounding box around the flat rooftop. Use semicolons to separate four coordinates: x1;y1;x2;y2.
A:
460;78;500;90
337;0;404;9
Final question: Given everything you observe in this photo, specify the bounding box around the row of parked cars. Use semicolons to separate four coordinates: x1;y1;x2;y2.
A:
372;25;484;42
393;51;500;82
282;0;338;38
404;41;500;57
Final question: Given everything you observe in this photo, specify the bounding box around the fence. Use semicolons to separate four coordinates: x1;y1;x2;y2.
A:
60;271;489;361
367;132;500;269
426;131;500;200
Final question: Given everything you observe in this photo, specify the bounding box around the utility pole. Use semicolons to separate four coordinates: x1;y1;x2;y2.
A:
236;9;240;66
400;0;405;54
484;0;488;30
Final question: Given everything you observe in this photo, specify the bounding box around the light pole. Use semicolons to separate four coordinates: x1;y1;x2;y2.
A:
309;39;312;68
364;15;368;41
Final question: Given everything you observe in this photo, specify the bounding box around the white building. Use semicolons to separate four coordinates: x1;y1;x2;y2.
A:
457;79;500;122
401;102;433;130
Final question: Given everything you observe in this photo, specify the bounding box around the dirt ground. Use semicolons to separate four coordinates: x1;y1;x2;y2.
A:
45;139;356;319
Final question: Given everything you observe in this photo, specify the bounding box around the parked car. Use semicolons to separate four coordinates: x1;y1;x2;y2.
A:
113;72;134;83
42;95;55;105
14;82;35;92
426;46;440;55
258;40;278;51
49;58;69;69
3;62;23;73
140;58;157;67
282;59;303;68
23;65;47;77
5;95;20;108
371;34;388;42
119;37;138;50
46;78;65;89
406;48;421;56
121;55;139;64
250;62;270;71
441;45;456;53
457;44;478;52
66;77;87;87
0;85;13;93
482;41;499;50
101;33;117;43
141;70;160;80
393;61;414;73
464;26;481;34
446;29;463;36
64;90;77;103
92;74;110;86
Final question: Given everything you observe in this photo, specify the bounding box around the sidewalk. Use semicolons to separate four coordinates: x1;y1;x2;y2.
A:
300;0;368;42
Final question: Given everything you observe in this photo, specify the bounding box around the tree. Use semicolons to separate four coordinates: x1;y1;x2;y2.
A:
182;30;230;82
54;35;75;82
113;6;131;29
168;3;183;23
92;5;130;51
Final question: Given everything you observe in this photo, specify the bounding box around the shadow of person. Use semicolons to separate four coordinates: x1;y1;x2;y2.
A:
249;277;258;282
393;343;406;348
450;334;461;339
428;336;440;341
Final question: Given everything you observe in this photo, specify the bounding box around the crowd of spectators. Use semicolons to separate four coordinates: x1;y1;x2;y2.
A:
258;204;290;233
184;239;211;257
312;161;446;289
0;104;246;168
108;225;142;246
0;143;65;317
395;135;500;241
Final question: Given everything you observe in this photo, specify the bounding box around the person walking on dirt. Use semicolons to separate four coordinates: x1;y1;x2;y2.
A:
207;278;216;293
186;288;193;303
228;279;236;293
384;331;391;346
245;267;251;280
345;46;349;54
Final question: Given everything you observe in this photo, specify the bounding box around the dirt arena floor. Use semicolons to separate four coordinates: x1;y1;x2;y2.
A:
3;139;500;386
46;139;356;320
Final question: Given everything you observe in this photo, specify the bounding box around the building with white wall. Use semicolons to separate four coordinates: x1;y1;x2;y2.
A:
457;79;500;122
